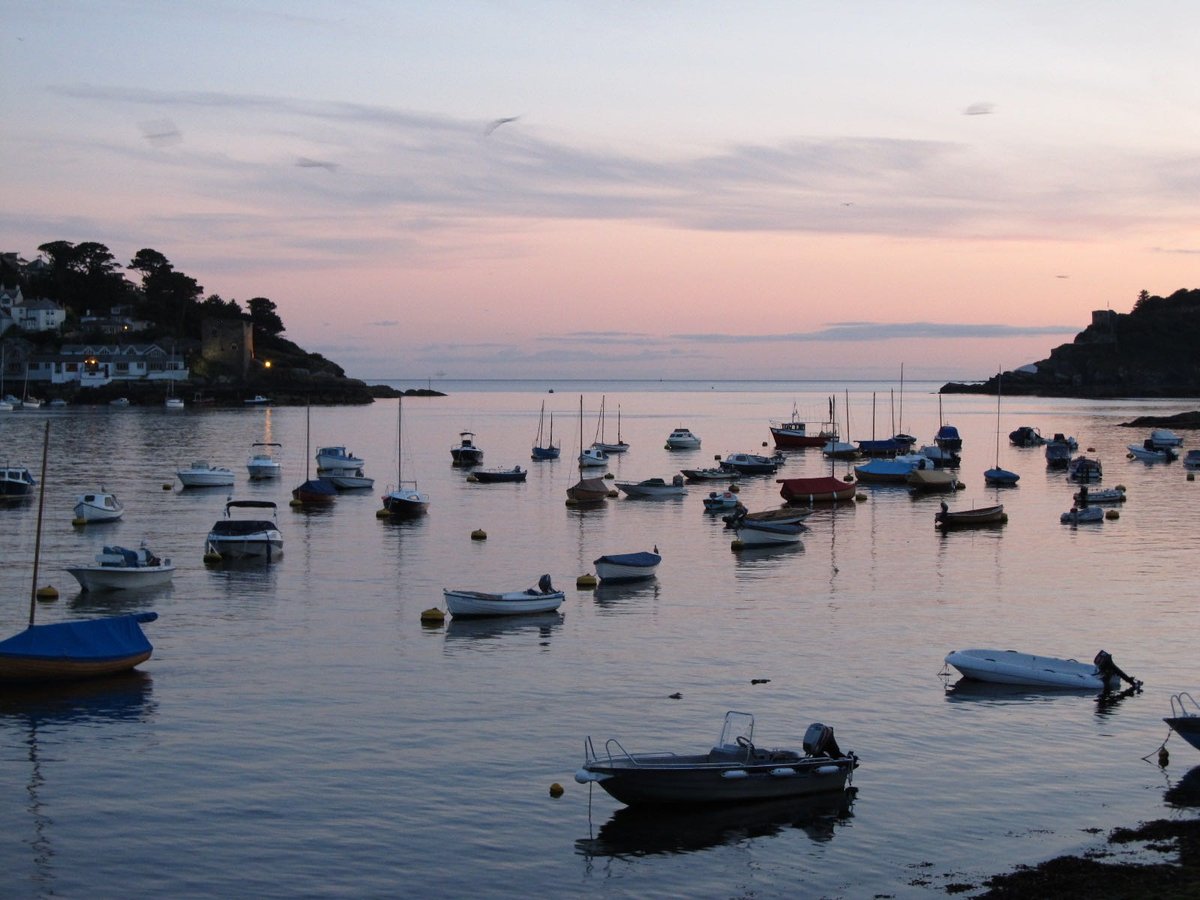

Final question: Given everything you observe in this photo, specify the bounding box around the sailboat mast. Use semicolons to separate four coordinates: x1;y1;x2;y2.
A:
28;421;50;626
398;395;404;482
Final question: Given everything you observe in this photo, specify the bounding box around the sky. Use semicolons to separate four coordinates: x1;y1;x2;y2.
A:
2;2;1198;382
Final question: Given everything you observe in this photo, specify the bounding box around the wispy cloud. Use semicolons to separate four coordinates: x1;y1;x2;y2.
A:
673;322;1079;343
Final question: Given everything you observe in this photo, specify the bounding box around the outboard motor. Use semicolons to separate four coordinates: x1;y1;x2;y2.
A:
803;723;843;758
537;573;555;594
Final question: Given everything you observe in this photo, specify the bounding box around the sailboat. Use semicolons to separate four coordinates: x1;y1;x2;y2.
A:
531;400;560;461
984;372;1020;486
567;395;610;504
891;364;917;447
0;421;158;683
592;396;629;454
381;395;429;517
291;401;337;505
821;393;857;460
20;362;42;408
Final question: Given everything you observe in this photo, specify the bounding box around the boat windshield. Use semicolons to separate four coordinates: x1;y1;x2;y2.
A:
717;711;754;749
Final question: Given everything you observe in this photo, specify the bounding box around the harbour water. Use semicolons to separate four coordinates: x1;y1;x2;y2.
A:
1;380;1197;898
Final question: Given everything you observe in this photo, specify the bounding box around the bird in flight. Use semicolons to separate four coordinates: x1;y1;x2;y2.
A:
484;116;520;136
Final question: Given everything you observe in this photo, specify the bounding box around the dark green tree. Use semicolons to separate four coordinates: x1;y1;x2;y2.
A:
247;297;285;337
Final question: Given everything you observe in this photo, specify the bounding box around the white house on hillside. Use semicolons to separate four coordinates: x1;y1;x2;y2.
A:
34;343;189;387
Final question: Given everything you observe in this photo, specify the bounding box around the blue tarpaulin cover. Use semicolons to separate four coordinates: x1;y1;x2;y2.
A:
0;613;157;662
593;552;661;568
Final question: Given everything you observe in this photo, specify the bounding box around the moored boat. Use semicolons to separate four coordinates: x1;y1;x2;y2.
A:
593;550;661;583
574;711;858;806
776;476;856;504
246;442;283;479
382;396;429;517
665;427;702;450
906;464;959;492
703;490;740;511
616;476;686;498
243;395;271;405
1073;485;1125;504
318;468;375;489
1148;428;1184;449
1127;441;1177;463
0;613;159;683
732;516;805;547
1061;505;1104;524
73;489;124;524
1067;455;1102;483
681;467;736;482
0;463;37;498
472;466;528;483
1009;426;1046;447
854;455;923;484
176;460;235;488
934;502;1006;528
1165;693;1200;752
206;500;283;561
443;575;563;617
316;446;365;471
944;648;1140;691
67;545;175;591
769;403;832;449
720;452;780;475
531;402;560;460
1185;449;1200;469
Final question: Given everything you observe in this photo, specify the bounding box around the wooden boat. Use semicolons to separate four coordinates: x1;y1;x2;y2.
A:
1165;693;1200;752
450;432;484;466
945;648;1139;691
206;500;283;561
443;575;563;617
472;466;527;483
176;460;235;488
246;442;283;479
777;476;856;504
67;545;175;591
73;489;124;524
574;711;858;806
593;550;661;583
0;421;159;684
665;427;701;450
934;502;1006;528
1061;505;1104;524
382;396;429;517
531;402;560;460
616;476;686;498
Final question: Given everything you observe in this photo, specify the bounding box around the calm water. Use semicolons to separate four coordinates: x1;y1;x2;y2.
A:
1;382;1198;898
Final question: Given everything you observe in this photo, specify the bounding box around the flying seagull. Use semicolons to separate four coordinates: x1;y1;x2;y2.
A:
484;116;520;136
296;157;339;172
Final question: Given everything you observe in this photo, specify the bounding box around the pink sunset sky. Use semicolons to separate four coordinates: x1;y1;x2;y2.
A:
2;2;1198;381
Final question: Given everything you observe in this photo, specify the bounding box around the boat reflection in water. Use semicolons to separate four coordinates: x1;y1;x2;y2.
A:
942;677;1142;718
442;612;563;650
592;579;661;614
576;788;856;858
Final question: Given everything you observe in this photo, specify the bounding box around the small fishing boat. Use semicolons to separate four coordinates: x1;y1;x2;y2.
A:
531;402;560;460
723;507;813;528
1128;441;1178;463
934;502;1006;528
246;442;283;479
681;467;736;482
733;517;805;547
593;550;661;583
769;402;833;449
1165;693;1200;752
66;545;175;592
1073;485;1126;504
73;489;124;524
944;648;1140;691
665;427;702;450
472;466;528;484
1009;426;1046;447
574;711;858;806
318;468;375;490
243;395;271;406
592;397;629;454
176;460;235;488
906;464;959;492
703;490;740;511
1067;456;1103;483
206;500;283;561
776;476;857;504
720;453;780;475
615;476;686;498
1148;428;1184;449
1061;505;1104;524
1044;437;1073;470
0;464;38;498
442;575;563;618
316;446;365;471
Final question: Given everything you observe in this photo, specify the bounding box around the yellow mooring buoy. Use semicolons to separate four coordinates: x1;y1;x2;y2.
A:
730;539;745;551
203;548;223;565
162;483;173;491
471;528;487;541
376;507;390;518
421;607;446;624
35;585;59;601
549;783;564;798
576;573;598;589
71;516;86;526
1106;509;1120;520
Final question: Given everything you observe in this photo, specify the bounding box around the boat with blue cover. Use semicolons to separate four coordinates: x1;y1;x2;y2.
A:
0;613;159;683
593;550;661;583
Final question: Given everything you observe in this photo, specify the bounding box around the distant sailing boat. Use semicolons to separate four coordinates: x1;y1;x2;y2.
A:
291;400;337;505
567;395;610;504
381;395;429;517
593;397;630;454
984;372;1020;486
531;400;560;460
0;421;158;683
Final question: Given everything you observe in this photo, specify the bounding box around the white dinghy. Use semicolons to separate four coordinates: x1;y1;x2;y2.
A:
944;648;1141;691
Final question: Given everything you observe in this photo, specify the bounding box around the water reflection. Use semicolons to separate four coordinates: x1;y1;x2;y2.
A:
1163;765;1200;809
592;579;661;613
443;612;563;650
67;583;170;615
576;788;856;858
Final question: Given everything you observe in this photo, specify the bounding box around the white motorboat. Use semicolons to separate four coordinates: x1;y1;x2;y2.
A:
593;550;661;583
450;432;484;466
703;490;740;511
318;468;375;489
944;648;1140;691
575;711;858;806
109;397;130;408
1165;693;1200;752
206;500;283;561
177;460;236;488
1061;505;1104;524
247;442;283;479
615;476;687;498
243;395;272;406
316;446;365;471
67;545;175;592
665;427;701;450
578;445;609;468
73;489;124;524
443;575;564;617
1073;485;1126;504
1127;441;1178;463
1148;428;1184;449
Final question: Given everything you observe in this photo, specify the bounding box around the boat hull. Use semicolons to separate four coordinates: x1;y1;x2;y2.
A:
945;649;1119;690
776;477;856;504
472;468;527;483
177;467;235;487
0;613;157;684
67;564;175;591
1166;717;1200;751
531;446;561;460
73;497;124;523
567;478;610;503
734;521;804;546
935;505;1006;528
207;536;283;561
594;552;661;583
443;589;565;617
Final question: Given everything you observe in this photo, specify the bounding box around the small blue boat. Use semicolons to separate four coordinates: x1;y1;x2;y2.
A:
0;613;158;683
593;551;661;583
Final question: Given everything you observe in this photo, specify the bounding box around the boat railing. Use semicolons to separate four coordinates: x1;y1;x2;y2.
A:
583;735;679;767
1170;692;1200;718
